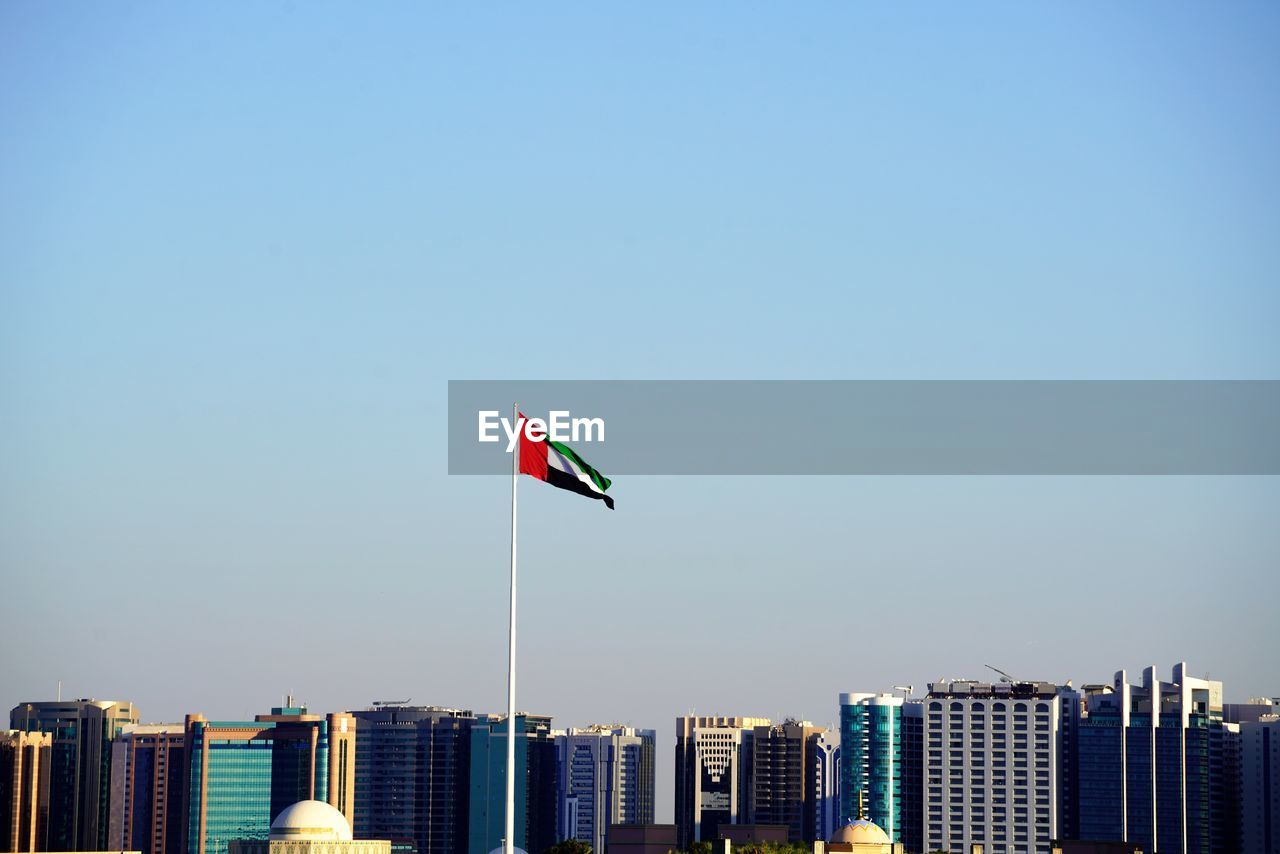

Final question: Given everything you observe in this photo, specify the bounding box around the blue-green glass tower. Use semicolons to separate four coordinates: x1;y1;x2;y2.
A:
838;693;904;841
466;714;556;854
183;706;343;854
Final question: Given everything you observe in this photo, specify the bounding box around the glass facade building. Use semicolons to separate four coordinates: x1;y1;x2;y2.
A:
9;699;139;852
183;707;355;854
466;714;555;854
839;694;903;840
349;705;475;854
1077;663;1240;854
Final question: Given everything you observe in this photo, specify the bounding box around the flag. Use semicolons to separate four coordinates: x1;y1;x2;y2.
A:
518;413;615;509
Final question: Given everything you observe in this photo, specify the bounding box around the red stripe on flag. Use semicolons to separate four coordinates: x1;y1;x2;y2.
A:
517;412;550;481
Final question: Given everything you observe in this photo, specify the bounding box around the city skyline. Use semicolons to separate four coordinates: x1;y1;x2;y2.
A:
7;672;1277;854
5;659;1276;828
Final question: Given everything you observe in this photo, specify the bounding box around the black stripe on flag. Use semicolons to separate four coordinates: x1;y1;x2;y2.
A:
545;467;615;510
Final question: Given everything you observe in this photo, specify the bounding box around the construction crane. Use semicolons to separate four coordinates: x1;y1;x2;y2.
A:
985;664;1016;684
892;685;914;699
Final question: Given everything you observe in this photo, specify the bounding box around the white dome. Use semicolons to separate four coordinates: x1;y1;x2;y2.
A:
270;800;353;842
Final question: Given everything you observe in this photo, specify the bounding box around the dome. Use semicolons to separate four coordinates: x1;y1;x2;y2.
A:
829;819;891;845
270;800;353;842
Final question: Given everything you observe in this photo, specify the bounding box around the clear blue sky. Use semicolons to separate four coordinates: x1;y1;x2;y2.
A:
2;2;1277;821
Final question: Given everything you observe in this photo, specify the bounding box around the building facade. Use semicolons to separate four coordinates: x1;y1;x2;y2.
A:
749;721;827;843
810;729;840;844
839;694;904;843
1241;716;1279;854
349;705;474;854
466;714;555;854
898;702;924;854
554;725;655;854
1077;663;1239;854
673;716;770;849
1;730;51;853
9;699;140;851
108;724;185;854
182;706;356;854
923;680;1070;854
1227;699;1280;726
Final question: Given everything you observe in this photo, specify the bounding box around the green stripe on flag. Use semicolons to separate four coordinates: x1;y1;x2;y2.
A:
547;441;611;493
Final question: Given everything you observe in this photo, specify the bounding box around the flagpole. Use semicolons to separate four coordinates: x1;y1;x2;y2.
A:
505;402;519;854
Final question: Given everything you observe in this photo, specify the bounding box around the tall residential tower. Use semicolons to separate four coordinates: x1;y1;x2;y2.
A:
554;725;655;853
673;716;770;849
9;699;140;852
1077;663;1239;854
349;705;475;854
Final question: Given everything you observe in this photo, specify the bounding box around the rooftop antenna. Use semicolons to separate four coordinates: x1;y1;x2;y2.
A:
57;681;62;702
985;664;1016;684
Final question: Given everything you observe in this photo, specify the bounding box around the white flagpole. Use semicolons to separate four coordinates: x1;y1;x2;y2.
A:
505;402;519;854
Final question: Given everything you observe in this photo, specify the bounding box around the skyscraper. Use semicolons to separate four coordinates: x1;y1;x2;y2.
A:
809;729;840;845
348;704;475;854
108;724;185;854
9;699;140;851
554;725;655;853
897;702;924;854
466;714;555;854
1076;663;1239;854
922;679;1071;854
1;730;51;853
750;720;827;843
182;706;356;854
1240;715;1279;854
839;694;904;842
673;716;770;849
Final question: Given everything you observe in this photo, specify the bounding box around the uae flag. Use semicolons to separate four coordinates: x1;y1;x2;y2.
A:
518;415;615;509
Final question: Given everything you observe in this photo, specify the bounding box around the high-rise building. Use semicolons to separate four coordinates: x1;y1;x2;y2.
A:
554;725;655;853
839;694;904;842
1;730;51;853
9;699;140;851
348;704;475;854
1076;663;1238;854
673;716;770;850
108;724;185;854
809;729;840;845
1241;715;1280;854
182;706;356;854
1056;686;1083;843
749;721;827;843
923;679;1072;854
898;702;924;854
466;714;556;854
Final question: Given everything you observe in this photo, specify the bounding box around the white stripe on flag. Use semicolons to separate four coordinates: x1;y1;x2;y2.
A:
547;445;606;495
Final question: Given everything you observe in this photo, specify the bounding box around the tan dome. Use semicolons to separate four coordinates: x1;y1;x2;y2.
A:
270;800;352;842
830;819;890;845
